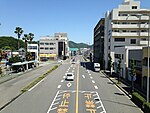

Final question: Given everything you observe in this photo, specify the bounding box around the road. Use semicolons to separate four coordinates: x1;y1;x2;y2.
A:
0;55;143;113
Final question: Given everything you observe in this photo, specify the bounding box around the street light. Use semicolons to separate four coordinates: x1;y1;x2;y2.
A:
137;13;150;102
136;13;150;102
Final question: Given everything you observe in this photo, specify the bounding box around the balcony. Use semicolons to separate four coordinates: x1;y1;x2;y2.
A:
112;32;148;37
118;16;149;21
112;24;149;29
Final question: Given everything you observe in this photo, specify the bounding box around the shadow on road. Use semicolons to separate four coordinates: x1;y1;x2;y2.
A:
80;62;94;71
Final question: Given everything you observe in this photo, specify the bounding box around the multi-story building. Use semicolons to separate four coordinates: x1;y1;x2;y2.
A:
39;33;69;61
104;0;150;79
93;18;105;69
27;44;39;61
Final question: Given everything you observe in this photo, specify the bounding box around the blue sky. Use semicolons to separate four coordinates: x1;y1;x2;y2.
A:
0;0;149;44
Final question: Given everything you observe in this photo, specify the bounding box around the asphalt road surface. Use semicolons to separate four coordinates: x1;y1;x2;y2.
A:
0;55;143;113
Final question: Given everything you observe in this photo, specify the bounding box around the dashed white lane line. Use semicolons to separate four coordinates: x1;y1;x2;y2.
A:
82;75;85;78
61;80;64;82
57;85;61;89
90;76;93;79
89;73;91;76
92;80;95;83
94;85;98;89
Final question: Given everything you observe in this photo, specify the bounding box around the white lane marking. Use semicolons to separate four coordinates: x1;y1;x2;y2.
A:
66;71;68;73
57;85;61;89
28;78;45;91
89;73;91;76
90;76;93;79
72;70;74;72
73;68;75;70
47;91;59;113
92;80;95;83
95;101;101;104
57;94;62;98
63;76;66;78
50;107;57;111
61;80;64;82
97;106;102;109
55;98;61;101
53;102;59;106
94;86;98;89
87;70;90;73
96;92;107;113
82;75;85;78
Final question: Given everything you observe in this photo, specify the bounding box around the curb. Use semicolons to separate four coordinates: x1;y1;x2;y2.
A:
101;71;132;98
0;65;60;111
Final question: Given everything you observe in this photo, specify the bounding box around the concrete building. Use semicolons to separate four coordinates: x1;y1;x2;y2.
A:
104;0;150;79
93;18;105;69
39;33;69;61
27;44;39;61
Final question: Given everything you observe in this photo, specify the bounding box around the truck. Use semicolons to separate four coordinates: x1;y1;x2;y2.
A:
94;63;100;72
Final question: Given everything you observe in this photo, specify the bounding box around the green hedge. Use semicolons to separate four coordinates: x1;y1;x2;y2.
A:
131;92;146;109
144;102;150;113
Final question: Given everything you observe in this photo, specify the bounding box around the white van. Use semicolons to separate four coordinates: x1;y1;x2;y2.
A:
94;63;100;72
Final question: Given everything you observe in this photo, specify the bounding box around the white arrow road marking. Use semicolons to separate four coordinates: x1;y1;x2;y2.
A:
67;82;72;87
82;75;85;78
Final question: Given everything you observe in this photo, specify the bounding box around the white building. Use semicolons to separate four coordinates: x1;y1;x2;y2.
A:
104;0;150;78
27;44;39;61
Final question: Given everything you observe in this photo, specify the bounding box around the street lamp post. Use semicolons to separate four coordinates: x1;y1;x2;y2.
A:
147;15;150;102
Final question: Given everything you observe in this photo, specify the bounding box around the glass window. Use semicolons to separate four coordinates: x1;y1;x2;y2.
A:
114;38;125;42
33;46;37;49
40;47;44;49
45;43;49;45
130;39;136;44
50;48;53;50
45;47;49;50
40;43;44;45
132;6;137;9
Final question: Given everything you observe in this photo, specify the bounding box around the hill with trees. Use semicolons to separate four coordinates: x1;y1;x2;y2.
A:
0;36;25;50
69;41;92;48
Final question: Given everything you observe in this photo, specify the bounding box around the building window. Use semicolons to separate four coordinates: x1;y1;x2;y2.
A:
130;39;136;44
45;47;49;50
114;38;125;42
40;47;44;49
50;43;54;45
50;48;54;50
45;43;49;45
40;43;44;45
108;46;110;50
32;46;37;50
132;6;137;9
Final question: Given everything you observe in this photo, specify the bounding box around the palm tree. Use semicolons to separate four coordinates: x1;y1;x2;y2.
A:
22;33;34;60
14;27;23;50
28;33;34;43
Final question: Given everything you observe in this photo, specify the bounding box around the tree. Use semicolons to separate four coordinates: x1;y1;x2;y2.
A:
22;33;34;60
14;27;23;50
108;54;112;75
130;59;136;93
117;55;122;83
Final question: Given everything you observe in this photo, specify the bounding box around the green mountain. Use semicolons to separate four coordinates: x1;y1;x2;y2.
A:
0;36;25;50
69;41;92;48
